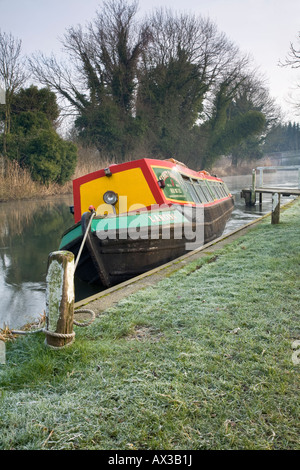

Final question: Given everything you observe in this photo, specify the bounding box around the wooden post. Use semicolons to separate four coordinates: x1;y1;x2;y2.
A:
45;251;75;349
271;192;281;225
0;340;5;365
259;168;263;188
251;169;256;206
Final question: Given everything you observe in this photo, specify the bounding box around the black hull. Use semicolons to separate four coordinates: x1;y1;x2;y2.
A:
61;198;234;288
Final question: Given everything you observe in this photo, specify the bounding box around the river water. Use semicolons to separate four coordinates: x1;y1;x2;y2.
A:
0;172;298;329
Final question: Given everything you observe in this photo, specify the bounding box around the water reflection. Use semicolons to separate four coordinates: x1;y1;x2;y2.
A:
0;196;74;328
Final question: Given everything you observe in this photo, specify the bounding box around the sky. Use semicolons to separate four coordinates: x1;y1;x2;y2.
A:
1;0;299;123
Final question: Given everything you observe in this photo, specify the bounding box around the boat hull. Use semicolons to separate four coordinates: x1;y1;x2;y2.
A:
60;198;234;288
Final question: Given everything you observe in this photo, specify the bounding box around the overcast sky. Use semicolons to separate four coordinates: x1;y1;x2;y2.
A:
1;0;299;123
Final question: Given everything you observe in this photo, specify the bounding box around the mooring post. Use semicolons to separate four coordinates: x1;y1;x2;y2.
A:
271;192;281;225
0;339;5;365
259;167;263;188
251;169;257;205
45;251;75;349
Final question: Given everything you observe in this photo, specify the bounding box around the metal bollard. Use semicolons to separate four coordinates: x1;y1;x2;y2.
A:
45;251;75;349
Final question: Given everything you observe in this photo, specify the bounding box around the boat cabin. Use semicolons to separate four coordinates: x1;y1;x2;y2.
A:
72;158;231;224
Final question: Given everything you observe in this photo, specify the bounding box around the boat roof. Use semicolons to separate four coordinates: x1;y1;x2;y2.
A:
73;157;223;187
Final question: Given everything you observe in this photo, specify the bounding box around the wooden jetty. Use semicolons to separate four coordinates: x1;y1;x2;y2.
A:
241;166;300;224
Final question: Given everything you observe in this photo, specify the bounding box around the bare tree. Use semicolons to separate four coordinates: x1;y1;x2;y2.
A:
29;0;150;117
142;9;248;90
28;51;86;116
89;0;151;112
28;0;151;157
279;32;300;114
138;8;251;128
280;32;300;69
0;30;28;153
136;8;252;162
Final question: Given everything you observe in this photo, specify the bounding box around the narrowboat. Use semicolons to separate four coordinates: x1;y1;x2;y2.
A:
59;158;234;287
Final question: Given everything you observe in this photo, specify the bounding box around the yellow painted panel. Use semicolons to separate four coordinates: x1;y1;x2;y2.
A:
79;167;157;216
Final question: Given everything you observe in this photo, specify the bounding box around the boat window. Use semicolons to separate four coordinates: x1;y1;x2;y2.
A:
212;181;224;199
223;183;230;196
216;183;224;198
191;179;205;203
193;179;230;202
181;176;202;203
192;179;206;203
204;180;217;200
220;182;229;197
216;182;229;198
196;180;214;202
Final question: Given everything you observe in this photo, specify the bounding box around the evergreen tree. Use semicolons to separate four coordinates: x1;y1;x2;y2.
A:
263;122;300;153
1;86;77;184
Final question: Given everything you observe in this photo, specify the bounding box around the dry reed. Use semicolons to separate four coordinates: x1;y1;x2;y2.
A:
0;147;114;202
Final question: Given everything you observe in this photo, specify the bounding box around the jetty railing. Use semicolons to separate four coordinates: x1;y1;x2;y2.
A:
256;165;300;189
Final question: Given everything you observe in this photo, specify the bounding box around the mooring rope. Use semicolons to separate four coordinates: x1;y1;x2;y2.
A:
74;209;96;270
43;329;76;339
10;328;45;336
73;308;96;327
9;304;97;341
10;308;96;338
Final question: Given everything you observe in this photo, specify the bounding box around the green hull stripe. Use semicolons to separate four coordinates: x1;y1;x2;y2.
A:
59;210;187;248
93;209;187;231
59;225;82;249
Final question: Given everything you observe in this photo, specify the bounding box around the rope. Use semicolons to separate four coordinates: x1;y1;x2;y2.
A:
43;329;76;339
73;308;96;327
74;210;96;270
10;308;95;338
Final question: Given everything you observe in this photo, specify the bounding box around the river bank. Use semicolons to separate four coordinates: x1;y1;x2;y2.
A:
0;197;299;450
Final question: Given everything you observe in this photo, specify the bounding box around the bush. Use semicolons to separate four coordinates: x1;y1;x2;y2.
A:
1;86;78;185
23;129;77;185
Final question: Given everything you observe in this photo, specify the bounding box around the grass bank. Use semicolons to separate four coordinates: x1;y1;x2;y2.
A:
0;200;300;450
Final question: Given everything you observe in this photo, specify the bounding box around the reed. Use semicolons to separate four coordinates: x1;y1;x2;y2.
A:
0;159;40;200
0;148;114;202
